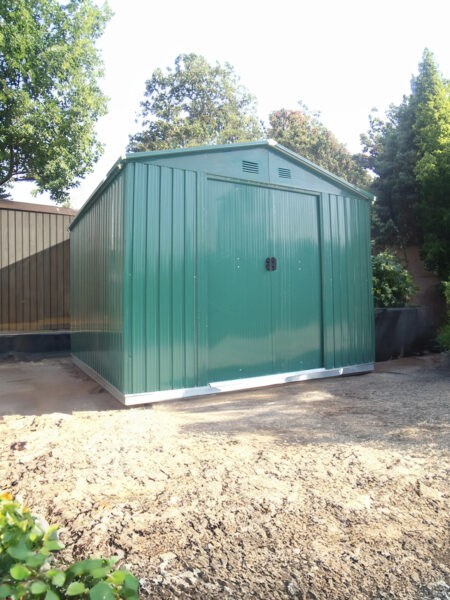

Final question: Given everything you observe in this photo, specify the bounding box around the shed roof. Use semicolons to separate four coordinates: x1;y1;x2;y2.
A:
126;140;373;200
71;140;373;229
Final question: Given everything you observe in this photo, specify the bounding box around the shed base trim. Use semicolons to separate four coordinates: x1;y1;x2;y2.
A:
72;356;374;407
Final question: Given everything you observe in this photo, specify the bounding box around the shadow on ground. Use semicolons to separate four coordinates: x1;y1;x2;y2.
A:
1;355;449;451
0;357;121;415
158;354;450;449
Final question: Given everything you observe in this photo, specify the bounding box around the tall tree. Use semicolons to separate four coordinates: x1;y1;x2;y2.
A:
413;51;450;279
128;54;264;152
0;0;110;203
268;105;371;188
361;49;450;278
360;102;420;247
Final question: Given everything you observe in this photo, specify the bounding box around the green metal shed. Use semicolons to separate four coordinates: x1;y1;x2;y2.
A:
70;140;375;405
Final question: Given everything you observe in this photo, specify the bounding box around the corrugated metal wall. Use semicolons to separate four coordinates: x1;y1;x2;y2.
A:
123;163;199;394
0;201;74;331
321;194;374;368
70;173;125;391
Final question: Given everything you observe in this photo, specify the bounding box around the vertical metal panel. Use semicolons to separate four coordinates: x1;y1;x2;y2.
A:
158;167;173;389
124;164;199;394
206;179;273;382
271;190;323;372
321;194;374;368
172;168;186;388
144;164;161;392
184;170;198;383
0;203;73;331
131;163;148;386
70;172;125;391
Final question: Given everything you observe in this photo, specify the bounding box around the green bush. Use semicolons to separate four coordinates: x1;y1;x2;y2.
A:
437;280;450;350
0;493;139;600
372;251;416;308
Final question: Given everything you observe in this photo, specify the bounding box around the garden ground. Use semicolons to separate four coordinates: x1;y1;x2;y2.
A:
0;354;449;599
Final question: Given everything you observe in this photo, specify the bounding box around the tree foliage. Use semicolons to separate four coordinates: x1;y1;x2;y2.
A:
413;53;450;279
128;53;264;152
371;250;416;308
361;50;450;278
0;0;110;203
437;280;450;350
268;105;371;188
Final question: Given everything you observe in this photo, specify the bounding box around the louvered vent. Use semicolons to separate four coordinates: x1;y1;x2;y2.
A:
278;167;292;179
242;160;259;174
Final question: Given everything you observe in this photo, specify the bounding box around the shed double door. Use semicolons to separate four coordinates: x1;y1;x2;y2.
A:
206;179;322;382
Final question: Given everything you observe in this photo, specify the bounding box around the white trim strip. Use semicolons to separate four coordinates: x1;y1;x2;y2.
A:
72;356;126;404
72;356;374;407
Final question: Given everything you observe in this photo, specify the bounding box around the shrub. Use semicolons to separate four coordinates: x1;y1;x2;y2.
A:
0;493;139;600
372;251;416;308
437;280;450;350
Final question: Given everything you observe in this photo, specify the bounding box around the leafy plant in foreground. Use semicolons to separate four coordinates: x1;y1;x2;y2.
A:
0;493;139;600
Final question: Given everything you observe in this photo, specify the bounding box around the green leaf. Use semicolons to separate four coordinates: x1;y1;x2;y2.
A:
66;582;87;596
123;573;139;592
107;571;126;586
29;526;45;542
7;539;31;560
89;582;115;600
43;539;65;552
44;525;60;541
68;559;104;576
121;591;139;600
44;590;60;600
31;581;48;595
51;572;66;587
10;563;31;580
26;553;48;568
0;584;13;599
90;567;111;579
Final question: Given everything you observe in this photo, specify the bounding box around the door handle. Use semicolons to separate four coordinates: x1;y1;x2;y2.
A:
265;257;278;271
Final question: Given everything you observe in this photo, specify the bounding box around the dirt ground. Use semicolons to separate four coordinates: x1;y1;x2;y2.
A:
0;355;449;599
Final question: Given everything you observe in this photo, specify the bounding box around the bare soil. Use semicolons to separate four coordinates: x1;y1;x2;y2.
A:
0;354;449;599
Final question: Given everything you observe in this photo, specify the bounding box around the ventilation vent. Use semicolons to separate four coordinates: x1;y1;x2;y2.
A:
278;167;292;179
242;160;259;174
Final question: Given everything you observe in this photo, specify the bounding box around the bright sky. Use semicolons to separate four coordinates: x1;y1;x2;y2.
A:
13;0;450;209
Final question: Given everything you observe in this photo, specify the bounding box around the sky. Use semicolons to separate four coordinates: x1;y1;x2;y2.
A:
12;0;450;209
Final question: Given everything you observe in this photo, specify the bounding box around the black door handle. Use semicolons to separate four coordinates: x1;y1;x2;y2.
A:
265;257;277;271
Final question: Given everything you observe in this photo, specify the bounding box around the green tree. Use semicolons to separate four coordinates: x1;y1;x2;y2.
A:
361;102;420;248
128;53;264;152
0;185;12;201
268;105;371;188
361;49;450;278
413;52;450;278
0;0;111;203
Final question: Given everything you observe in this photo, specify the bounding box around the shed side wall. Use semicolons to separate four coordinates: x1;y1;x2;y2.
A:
123;164;199;394
0;208;73;331
321;194;374;367
70;172;125;391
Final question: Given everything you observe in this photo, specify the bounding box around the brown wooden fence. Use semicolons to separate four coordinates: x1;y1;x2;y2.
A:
0;200;76;332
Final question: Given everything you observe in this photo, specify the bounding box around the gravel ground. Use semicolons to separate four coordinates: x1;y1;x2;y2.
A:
0;354;449;599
